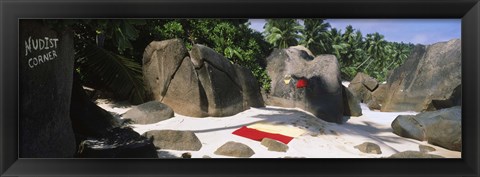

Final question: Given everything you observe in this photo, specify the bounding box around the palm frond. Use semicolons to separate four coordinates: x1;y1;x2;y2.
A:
77;44;146;104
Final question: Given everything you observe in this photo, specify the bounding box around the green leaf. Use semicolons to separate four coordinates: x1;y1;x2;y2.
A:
77;44;146;104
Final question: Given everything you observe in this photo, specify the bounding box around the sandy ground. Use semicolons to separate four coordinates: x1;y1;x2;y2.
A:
96;97;461;158
92;76;458;158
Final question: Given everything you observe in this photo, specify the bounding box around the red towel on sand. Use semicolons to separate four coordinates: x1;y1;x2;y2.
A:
296;79;308;88
232;126;293;144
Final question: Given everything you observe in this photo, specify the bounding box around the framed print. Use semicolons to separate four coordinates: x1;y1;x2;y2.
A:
1;0;479;176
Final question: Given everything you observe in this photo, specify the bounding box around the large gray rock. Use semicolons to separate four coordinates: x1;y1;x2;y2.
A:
122;101;174;124
290;45;315;60
372;84;388;103
425;84;462;111
234;64;265;108
143;130;202;151
143;40;264;117
391;115;425;141
19;20;76;157
342;86;362;117
348;72;376;103
161;56;209;117
348;72;387;111
290;45;315;58
369;84;388;110
388;151;444;158
367;99;382;110
143;39;188;101
214;141;255;157
391;106;461;151
191;46;244;117
381;39;461;112
266;47;344;123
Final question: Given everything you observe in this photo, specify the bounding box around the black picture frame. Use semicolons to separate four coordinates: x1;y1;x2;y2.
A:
1;0;479;176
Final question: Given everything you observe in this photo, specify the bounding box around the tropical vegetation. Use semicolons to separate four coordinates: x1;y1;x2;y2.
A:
263;19;414;81
46;18;414;105
65;19;271;104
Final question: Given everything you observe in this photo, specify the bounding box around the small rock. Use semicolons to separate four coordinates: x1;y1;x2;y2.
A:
143;130;202;151
202;155;211;158
181;152;192;158
157;151;180;158
354;142;382;154
261;138;289;152
214;141;255;158
419;145;436;153
330;130;338;135
122;101;174;124
388;151;444;158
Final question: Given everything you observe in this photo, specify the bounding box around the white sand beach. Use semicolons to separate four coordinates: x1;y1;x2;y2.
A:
96;97;461;159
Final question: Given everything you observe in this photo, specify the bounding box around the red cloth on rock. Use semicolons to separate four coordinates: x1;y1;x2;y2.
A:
296;79;308;88
232;126;293;144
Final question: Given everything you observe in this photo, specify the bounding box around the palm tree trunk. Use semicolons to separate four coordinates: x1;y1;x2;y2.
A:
385;59;397;70
356;56;371;69
363;58;374;71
